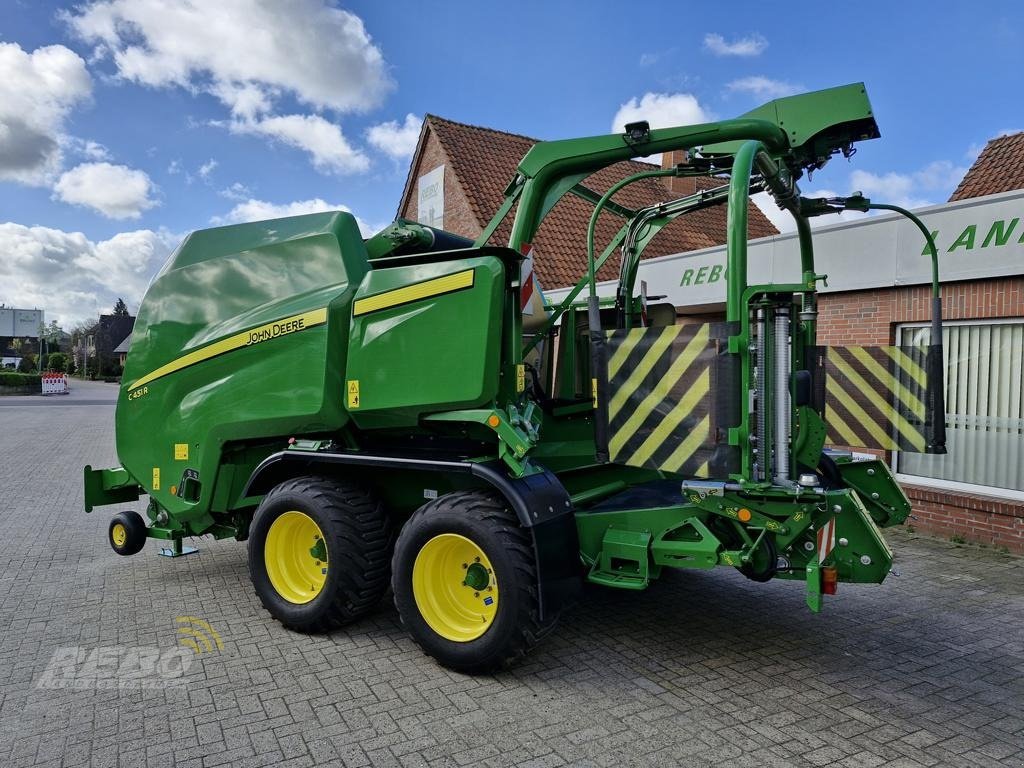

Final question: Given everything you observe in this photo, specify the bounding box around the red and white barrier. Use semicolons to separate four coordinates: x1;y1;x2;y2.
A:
41;373;69;395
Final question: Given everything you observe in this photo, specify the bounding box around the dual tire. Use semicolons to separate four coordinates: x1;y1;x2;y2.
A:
248;478;556;672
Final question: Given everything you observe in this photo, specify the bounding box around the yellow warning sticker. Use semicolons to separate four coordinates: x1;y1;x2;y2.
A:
516;364;525;393
591;378;598;409
152;467;161;490
347;380;360;408
174;443;189;461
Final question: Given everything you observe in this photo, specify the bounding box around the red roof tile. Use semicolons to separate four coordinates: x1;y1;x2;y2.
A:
949;132;1024;201
402;115;777;288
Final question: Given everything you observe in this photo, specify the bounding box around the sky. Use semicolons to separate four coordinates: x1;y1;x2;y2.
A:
1;0;1022;327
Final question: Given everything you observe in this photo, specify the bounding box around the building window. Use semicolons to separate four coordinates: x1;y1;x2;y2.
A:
894;318;1024;500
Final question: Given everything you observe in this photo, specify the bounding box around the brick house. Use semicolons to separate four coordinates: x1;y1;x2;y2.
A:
397;116;1023;553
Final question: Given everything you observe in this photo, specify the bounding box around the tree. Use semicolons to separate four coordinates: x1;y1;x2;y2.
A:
113;298;129;316
17;354;36;373
46;352;68;372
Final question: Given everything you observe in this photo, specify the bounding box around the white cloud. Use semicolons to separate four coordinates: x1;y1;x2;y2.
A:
211;197;379;236
611;92;712;132
228;114;369;174
639;48;675;68
53;162;158;219
198;158;218;181
850;160;967;210
727;76;803;100
65;137;111;161
0;42;92;185
703;33;768;57
219;181;252;200
0;222;178;326
64;0;391;117
366;114;422;160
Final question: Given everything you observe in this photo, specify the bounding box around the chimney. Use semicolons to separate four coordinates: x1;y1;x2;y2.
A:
661;149;697;196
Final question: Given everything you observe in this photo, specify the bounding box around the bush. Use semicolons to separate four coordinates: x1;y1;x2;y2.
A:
17;354;37;373
0;372;41;388
46;352;68;372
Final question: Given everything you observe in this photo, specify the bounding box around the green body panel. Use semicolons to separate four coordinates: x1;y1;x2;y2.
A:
346;255;505;428
701;83;879;158
835;458;912;527
115;212;367;529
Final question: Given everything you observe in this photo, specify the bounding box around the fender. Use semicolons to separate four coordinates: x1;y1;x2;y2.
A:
243;450;582;618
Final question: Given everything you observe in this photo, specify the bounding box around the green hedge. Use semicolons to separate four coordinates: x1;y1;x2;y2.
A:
0;372;41;387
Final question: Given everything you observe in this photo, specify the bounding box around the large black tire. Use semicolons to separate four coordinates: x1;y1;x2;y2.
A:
392;490;558;673
248;476;392;632
109;510;147;556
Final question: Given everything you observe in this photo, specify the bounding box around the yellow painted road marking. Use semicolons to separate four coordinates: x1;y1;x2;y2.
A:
127;307;328;391
352;269;474;317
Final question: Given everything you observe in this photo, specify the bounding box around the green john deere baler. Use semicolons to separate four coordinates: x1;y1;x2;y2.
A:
86;83;948;672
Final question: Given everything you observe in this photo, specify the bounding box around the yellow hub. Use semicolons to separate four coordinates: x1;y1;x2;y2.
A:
412;533;499;642
264;511;328;604
111;523;127;548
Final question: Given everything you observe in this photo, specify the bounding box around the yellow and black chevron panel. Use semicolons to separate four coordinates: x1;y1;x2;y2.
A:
605;324;716;475
823;345;933;452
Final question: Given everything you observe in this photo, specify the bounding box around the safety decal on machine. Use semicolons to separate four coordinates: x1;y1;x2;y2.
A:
515;364;525;393
174;443;189;461
817;516;836;564
604;323;715;476
347;380;360;408
822;345;935;452
126;307;329;391
152;467;161;491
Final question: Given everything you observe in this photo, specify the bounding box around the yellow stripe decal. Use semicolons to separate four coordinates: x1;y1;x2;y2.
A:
610;326;709;457
607;328;642;379
829;352;926;451
127;307;328;391
352;269;475;317
850;346;926;420
608;326;676;421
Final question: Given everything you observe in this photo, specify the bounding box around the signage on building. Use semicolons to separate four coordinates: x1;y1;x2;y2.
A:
0;308;44;337
417;165;444;229
545;188;1024;308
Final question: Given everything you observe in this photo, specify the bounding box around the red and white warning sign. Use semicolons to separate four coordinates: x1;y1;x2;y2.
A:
41;373;69;395
817;516;836;564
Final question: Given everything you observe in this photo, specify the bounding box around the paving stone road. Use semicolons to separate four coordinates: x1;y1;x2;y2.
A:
1;381;1022;767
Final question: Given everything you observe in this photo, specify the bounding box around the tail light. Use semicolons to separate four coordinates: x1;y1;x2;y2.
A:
822;566;838;595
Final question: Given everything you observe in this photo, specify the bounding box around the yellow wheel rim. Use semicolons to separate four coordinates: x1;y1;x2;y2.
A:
412;533;498;642
264;511;328;604
111;523;127;548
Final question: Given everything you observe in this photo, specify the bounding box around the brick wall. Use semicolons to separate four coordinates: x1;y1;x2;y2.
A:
907;484;1024;554
400;128;481;239
818;276;1024;553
